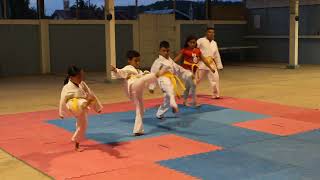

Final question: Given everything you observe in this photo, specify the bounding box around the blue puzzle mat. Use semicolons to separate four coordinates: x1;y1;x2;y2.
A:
47;104;320;179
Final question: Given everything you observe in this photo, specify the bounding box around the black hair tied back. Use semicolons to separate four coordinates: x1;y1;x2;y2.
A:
63;65;82;85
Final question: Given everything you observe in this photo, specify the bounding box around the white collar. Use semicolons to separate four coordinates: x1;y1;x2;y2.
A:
159;55;172;61
127;65;140;73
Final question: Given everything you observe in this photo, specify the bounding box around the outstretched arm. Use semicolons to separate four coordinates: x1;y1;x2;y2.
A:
110;65;129;79
174;52;184;63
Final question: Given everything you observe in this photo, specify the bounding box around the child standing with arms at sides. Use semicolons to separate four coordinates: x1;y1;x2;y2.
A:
111;50;167;136
59;65;103;151
174;35;216;107
149;41;193;119
197;27;223;99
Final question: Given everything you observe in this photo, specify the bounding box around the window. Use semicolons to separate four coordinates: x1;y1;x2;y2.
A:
45;0;104;19
0;0;4;18
140;0;174;18
115;0;136;20
7;0;38;19
74;0;104;19
45;0;76;19
176;0;206;20
254;15;261;29
115;0;177;20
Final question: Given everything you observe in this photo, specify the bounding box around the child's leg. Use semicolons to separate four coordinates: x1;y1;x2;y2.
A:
161;78;178;109
138;73;157;85
71;111;88;143
85;88;103;113
208;70;220;98
196;69;208;85
156;93;170;118
180;70;193;105
190;79;197;105
156;79;177;118
131;78;149;134
132;92;144;134
183;80;191;105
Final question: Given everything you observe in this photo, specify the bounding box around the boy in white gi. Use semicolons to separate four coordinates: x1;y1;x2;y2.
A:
59;65;103;151
111;50;167;136
197;27;223;99
149;41;193;119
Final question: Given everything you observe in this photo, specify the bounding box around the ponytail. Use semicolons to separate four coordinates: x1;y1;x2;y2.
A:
63;65;82;85
63;75;70;85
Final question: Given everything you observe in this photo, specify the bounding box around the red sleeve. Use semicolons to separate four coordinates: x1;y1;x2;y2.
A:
180;48;185;54
195;48;202;56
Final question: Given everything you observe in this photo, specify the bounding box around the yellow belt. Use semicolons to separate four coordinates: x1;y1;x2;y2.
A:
70;98;79;112
204;56;217;69
68;97;95;112
183;60;199;73
163;72;186;98
205;56;214;64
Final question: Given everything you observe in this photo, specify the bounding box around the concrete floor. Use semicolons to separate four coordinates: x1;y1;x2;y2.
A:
1;63;319;115
1;63;320;179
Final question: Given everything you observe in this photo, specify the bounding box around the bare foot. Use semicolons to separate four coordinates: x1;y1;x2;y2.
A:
212;95;221;99
134;133;144;136
172;106;179;113
183;101;188;106
190;102;201;107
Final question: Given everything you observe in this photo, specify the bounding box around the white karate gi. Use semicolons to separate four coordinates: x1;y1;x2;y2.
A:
59;80;103;142
149;55;192;118
112;65;158;134
197;37;223;97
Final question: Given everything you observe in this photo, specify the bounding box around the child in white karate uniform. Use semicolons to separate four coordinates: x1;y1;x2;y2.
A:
111;50;167;136
59;65;103;151
149;41;193;119
197;27;223;99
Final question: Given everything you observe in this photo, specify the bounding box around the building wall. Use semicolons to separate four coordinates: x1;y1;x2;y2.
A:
0;24;40;76
180;24;246;47
49;24;106;73
246;4;320;64
0;18;247;76
115;24;133;68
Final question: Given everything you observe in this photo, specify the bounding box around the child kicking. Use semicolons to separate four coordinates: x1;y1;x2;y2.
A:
111;50;167;136
59;65;103;151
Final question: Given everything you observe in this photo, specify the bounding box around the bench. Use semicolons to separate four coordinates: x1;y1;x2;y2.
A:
219;46;258;61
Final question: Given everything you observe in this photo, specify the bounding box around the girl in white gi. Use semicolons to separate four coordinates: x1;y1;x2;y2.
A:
111;50;167;136
59;65;103;151
197;27;223;99
149;41;192;119
174;35;216;107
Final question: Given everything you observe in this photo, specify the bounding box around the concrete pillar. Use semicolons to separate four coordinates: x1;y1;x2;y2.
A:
105;0;116;81
173;0;176;17
288;0;299;69
132;21;140;52
39;20;51;74
175;22;181;52
3;0;7;18
37;0;44;19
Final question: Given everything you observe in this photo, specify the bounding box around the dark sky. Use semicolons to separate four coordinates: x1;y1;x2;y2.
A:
29;0;241;16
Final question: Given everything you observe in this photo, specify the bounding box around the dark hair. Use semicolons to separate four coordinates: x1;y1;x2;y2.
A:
184;35;198;48
159;41;170;49
207;27;215;31
64;65;82;85
127;50;140;60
